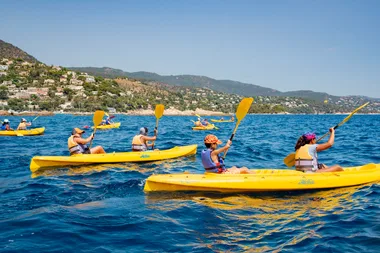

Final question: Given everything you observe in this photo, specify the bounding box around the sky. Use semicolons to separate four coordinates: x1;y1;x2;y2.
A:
0;0;379;97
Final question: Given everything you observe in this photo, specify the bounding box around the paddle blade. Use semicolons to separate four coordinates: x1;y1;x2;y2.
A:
283;153;296;167
155;104;165;119
338;102;369;127
109;115;116;119
93;110;105;127
105;112;109;117
236;97;254;122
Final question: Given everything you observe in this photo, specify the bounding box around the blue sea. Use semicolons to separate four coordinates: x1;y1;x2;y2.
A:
1;114;379;252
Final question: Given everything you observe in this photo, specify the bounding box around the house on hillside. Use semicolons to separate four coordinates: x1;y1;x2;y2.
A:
85;76;95;83
44;79;55;85
60;77;68;83
67;71;77;78
70;79;83;85
0;65;8;71
0;72;7;76
108;107;116;114
15;91;31;99
19;71;29;76
21;61;33;67
67;85;83;91
52;66;61;70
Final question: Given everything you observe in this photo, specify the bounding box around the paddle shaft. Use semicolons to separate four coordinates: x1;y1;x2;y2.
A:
88;128;97;149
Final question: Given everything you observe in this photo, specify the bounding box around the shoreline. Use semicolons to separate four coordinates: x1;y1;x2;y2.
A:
0;109;379;117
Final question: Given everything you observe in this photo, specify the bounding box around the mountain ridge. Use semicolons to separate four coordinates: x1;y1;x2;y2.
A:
68;66;380;101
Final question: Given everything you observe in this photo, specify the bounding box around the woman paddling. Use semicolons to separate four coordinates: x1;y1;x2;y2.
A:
68;128;106;155
294;128;343;173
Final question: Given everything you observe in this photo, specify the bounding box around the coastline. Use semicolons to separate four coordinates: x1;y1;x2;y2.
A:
0;109;379;117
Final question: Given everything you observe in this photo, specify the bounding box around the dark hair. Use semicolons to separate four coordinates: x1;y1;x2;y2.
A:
294;135;313;151
205;143;212;148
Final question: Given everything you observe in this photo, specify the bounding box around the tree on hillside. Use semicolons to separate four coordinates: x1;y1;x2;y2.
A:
0;86;8;99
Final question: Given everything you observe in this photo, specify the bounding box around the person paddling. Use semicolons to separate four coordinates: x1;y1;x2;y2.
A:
17;118;32;130
294;128;343;173
68;128;106;155
201;134;253;174
1;119;13;130
132;127;157;151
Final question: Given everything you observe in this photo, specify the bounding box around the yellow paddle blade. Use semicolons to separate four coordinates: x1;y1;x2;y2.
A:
93;110;105;127
236;97;254;122
338;102;369;127
283;152;296;167
155;104;165;119
104;112;109;117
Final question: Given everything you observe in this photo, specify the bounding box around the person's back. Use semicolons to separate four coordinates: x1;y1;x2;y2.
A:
294;130;343;173
1;119;11;130
17;118;31;130
132;127;157;151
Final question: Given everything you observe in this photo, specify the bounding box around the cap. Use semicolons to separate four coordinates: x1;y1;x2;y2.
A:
72;128;85;135
140;127;148;136
303;132;316;141
21;118;27;122
3;119;9;123
204;134;222;144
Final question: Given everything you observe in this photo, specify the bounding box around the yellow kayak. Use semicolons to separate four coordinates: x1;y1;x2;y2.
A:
144;163;380;193
192;124;216;130
210;119;234;123
30;144;197;172
92;122;121;129
0;127;45;136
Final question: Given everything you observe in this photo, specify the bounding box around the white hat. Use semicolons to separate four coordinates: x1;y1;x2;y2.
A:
4;119;9;123
21;118;27;122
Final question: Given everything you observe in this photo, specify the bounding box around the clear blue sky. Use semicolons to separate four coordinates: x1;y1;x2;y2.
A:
1;0;379;97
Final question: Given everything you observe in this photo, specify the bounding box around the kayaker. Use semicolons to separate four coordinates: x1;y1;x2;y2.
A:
105;116;112;125
68;128;106;155
132;127;157;151
201;134;253;174
230;116;234;121
1;119;13;130
17;118;31;130
194;118;203;127
294;129;343;173
201;118;209;126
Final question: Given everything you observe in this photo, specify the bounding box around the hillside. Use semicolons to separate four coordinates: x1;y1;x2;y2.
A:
70;67;379;103
0;40;38;63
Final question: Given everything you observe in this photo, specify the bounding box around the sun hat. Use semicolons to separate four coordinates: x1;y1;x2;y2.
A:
204;134;222;144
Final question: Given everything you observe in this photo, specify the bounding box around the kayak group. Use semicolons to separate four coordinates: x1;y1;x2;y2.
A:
1;118;32;131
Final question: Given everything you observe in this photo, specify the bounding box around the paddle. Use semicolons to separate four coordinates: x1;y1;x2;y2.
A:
32;115;39;122
89;110;105;149
152;104;165;150
223;97;254;159
283;102;370;167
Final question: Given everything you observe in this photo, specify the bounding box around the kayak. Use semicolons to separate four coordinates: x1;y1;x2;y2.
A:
0;127;45;136
92;122;121;129
210;119;234;123
192;124;216;130
30;144;197;172
144;163;380;193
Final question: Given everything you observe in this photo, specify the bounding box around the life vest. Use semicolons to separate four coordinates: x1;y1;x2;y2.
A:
1;124;6;130
201;149;226;173
17;122;27;130
132;134;147;151
68;135;89;155
295;144;318;172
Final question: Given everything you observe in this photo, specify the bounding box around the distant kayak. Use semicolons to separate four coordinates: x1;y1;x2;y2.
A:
0;127;45;136
30;144;197;172
210;119;234;123
144;163;380;193
92;122;121;129
192;124;217;130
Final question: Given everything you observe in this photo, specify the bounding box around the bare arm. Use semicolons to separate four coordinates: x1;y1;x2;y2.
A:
212;140;231;156
316;128;335;152
74;134;93;145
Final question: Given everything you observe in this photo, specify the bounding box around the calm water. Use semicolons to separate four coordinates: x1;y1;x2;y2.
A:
1;114;379;252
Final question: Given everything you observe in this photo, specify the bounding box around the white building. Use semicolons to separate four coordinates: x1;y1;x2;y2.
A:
0;65;8;71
